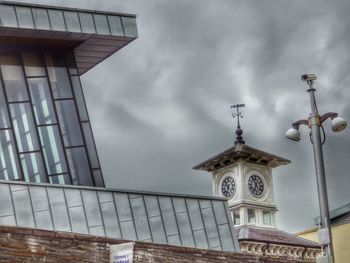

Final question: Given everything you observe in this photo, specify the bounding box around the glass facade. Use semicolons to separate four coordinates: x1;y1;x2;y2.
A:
0;51;103;187
247;208;256;224
263;210;271;226
233;209;241;225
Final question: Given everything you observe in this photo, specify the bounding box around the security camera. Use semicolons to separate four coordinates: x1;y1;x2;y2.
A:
285;127;301;141
301;74;317;82
331;117;347;132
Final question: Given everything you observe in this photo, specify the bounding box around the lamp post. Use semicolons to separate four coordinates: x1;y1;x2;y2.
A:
285;74;347;262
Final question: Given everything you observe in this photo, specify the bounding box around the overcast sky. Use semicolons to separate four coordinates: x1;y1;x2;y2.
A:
16;0;350;233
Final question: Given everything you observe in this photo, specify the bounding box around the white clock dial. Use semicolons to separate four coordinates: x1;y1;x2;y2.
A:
221;176;235;197
248;175;264;196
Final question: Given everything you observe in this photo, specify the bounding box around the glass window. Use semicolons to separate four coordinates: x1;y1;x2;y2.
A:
0;50;103;187
64;11;81;33
67;147;93;186
0;130;21;180
93;169;104;187
248;209;256;224
48;10;66;31
94;14;110;35
0;83;10;128
10;103;39;152
233;210;241;225
82;122;99;168
65;53;78;75
0;54;29;102
49;173;71;185
71;76;88;121
0;5;18;27
45;54;73;99
32;8;50;30
108;15;124;36
38;125;67;175
56;100;83;147
22;53;46;77
28;78;56;125
20;152;46;183
78;12;96;34
15;6;34;29
263;210;271;226
122;17;138;37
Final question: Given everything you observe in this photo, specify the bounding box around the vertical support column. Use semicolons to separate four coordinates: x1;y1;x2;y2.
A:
308;85;334;261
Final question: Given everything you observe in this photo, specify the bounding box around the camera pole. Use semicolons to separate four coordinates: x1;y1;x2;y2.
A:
307;80;334;261
285;74;348;263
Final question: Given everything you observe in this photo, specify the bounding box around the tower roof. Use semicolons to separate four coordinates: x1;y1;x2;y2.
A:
193;143;290;172
235;225;320;248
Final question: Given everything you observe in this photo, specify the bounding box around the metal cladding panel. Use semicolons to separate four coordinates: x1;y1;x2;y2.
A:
148;216;167;244
65;189;89;234
144;195;167;244
29;187;53;230
0;181;239;252
100;200;121;238
173;198;195;247
0;184;14;217
81;190;104;231
200;200;222;250
47;187;71;232
158;196;180;240
11;185;35;228
0;1;138;75
130;195;152;241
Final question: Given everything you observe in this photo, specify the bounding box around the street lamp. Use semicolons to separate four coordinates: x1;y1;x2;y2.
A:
285;74;347;262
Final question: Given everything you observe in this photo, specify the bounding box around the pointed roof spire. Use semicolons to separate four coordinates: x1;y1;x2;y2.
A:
231;103;245;145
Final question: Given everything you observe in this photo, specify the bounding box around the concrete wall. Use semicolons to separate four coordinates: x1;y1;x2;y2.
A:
0;225;312;262
298;223;350;263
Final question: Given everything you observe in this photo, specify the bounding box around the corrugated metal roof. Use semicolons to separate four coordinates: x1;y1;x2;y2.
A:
0;1;137;75
0;180;240;252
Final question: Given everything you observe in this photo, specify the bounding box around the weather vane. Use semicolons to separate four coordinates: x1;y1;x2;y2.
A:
230;103;245;145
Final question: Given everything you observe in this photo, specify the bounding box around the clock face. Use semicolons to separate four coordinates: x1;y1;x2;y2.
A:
221;176;235;197
248;175;264;197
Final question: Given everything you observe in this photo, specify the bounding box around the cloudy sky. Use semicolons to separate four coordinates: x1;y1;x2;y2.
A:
16;0;350;233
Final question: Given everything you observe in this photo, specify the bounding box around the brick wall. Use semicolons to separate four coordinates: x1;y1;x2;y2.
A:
0;226;313;262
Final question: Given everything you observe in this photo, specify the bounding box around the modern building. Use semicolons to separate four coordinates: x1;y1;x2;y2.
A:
0;0;240;254
297;203;350;263
193;116;321;261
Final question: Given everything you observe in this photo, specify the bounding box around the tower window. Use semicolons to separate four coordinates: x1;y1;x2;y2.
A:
247;209;256;224
233;210;241;225
263;210;271;225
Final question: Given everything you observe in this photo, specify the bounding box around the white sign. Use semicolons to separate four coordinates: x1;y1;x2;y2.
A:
110;242;134;263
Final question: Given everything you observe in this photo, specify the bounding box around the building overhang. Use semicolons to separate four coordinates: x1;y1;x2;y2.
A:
314;202;350;225
0;1;138;75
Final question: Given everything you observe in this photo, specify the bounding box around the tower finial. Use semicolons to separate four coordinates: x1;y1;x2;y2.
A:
230;103;245;145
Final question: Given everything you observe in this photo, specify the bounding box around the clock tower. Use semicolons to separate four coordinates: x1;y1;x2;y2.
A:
193;105;290;228
192;105;321;260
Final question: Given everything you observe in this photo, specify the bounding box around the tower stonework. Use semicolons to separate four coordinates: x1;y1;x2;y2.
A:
194;143;290;228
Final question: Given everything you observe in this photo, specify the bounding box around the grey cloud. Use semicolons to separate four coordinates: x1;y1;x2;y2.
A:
16;0;350;233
